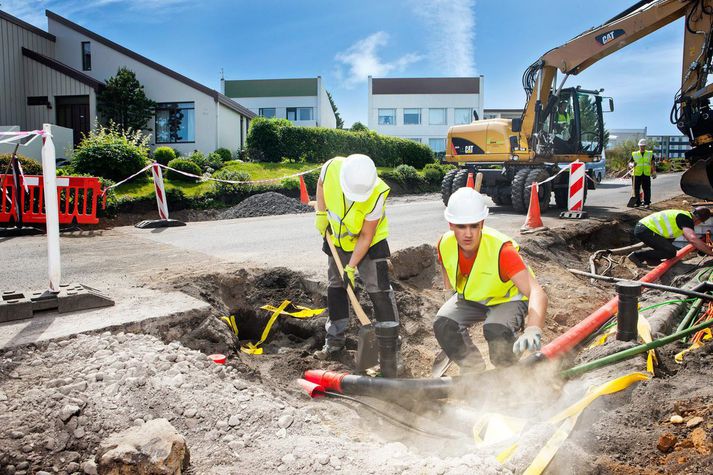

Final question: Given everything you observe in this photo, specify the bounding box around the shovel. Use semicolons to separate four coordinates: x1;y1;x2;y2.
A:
324;231;379;371
432;172;483;378
626;172;638;208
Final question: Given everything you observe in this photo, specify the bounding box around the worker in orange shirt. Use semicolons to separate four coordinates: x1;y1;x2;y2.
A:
433;188;548;373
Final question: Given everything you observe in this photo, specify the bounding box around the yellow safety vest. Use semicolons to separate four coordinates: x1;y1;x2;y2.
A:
631;150;653;177
323;157;390;252
640;209;692;239
438;227;531;306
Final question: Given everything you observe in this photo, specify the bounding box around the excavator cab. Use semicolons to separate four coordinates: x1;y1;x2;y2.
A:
542;88;606;157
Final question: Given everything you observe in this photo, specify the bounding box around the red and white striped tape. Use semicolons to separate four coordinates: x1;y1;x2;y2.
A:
568;161;585;211
151;163;170;220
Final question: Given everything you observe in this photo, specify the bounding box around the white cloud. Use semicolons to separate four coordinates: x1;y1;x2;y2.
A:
335;32;423;89
412;0;476;76
2;0;193;27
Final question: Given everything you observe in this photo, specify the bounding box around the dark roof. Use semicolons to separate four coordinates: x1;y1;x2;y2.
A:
45;10;255;118
22;47;104;92
225;78;318;98
372;77;480;95
0;10;56;41
484;108;522;113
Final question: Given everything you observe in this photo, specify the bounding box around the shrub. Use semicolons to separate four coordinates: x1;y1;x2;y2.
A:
281;177;300;191
214;148;232;162
212;168;251;194
423;166;444;185
245;118;434;168
167;158;201;182
152;146;176;166
205;152;224;171
71;123;150;181
186;151;207;170
301;169;321;194
393;164;423;186
0;153;42;175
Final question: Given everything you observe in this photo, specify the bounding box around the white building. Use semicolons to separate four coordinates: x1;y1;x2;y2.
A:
607;128;647;149
0;9;255;157
647;134;691;159
367;76;484;153
224;77;336;128
483;108;522;120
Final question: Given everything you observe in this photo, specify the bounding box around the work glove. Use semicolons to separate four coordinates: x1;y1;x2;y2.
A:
343;264;356;289
315;211;329;236
513;326;542;355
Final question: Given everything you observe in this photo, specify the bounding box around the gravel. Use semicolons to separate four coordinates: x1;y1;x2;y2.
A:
218;192;313;219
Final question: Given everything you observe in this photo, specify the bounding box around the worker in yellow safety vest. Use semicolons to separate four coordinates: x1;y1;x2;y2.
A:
555;101;572;140
628;208;713;267
313;154;399;365
629;139;657;208
433;188;548;372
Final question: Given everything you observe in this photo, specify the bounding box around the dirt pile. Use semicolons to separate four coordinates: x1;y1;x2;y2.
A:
0;331;508;474
218;192;313;219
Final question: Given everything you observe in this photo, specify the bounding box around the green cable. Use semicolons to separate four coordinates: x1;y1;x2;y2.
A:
597;298;697;334
561;316;713;379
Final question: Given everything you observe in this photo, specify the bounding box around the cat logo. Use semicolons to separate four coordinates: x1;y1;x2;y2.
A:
465;145;474;154
595;29;625;46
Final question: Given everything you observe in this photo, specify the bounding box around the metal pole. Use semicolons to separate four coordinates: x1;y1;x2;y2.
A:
616;282;640;341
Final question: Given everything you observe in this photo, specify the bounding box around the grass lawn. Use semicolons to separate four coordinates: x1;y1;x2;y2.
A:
114;161;398;199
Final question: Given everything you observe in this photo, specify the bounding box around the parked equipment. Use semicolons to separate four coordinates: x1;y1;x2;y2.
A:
441;0;713;212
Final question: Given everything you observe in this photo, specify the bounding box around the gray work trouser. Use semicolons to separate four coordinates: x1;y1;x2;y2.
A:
433;294;527;367
324;240;399;348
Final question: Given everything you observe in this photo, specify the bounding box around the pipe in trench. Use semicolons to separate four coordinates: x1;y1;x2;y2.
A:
535;244;696;360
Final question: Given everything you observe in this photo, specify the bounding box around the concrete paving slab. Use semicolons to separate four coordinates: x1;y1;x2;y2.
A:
0;286;210;349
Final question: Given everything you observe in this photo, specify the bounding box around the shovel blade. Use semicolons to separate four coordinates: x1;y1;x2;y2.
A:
355;324;378;371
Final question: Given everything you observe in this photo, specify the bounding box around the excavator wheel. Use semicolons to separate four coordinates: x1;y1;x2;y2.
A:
510;168;531;213
450;169;470;195
681;158;713;200
441;169;458;205
525;168;552;212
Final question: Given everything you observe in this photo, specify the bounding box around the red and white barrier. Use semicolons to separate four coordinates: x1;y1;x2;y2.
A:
567;161;585;212
151;163;170;220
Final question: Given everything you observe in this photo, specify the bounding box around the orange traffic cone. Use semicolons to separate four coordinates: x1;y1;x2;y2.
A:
299;175;309;204
466;172;475;189
521;182;546;233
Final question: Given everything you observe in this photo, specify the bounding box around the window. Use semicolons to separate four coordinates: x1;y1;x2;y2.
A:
408;137;422;143
155;102;195;143
455;108;473;125
378;108;396;125
403;108;421;125
483;113;498;120
429;108;446;125
27;96;49;106
259;108;276;118
81;42;91;71
287;107;313;121
428;138;446;152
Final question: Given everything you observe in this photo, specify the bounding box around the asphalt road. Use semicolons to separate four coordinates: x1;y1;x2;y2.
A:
1;173;684;289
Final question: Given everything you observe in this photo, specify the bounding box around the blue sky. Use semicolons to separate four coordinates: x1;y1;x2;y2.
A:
6;0;685;134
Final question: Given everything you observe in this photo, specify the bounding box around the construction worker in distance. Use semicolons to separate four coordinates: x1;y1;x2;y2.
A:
629;139;657;208
628;207;713;267
313;154;399;361
554;100;572;141
433;187;548;372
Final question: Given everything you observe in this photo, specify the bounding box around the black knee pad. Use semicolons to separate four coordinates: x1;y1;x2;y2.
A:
483;323;517;367
433;317;469;362
369;292;397;323
327;286;349;322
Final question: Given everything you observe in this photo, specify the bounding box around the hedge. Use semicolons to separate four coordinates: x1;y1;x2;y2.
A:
246;117;434;168
0;153;42;175
167;158;202;182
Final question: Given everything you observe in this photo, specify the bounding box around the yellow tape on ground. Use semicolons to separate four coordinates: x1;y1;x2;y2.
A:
637;316;657;373
674;328;712;363
240;300;325;355
587;327;616;349
520;372;650;474
220;315;239;336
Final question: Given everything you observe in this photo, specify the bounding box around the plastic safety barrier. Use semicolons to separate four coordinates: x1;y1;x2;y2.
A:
1;174;101;225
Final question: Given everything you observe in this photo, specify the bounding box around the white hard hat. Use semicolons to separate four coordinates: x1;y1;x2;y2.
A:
444;187;489;224
340;154;378;202
638;139;647;146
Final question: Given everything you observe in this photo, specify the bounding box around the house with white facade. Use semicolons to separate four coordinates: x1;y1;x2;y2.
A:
483;108;522;120
367;76;484;153
0;9;255;158
223;77;336;128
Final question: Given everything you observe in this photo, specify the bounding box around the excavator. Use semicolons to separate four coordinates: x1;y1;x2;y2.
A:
442;0;713;213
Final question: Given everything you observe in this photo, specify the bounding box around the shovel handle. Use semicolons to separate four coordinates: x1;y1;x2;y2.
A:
324;231;372;326
474;172;483;192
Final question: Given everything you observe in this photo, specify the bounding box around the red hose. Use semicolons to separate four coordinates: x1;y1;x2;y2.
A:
540;244;696;359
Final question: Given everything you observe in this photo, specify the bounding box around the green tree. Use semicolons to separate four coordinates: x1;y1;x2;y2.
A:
350;121;368;132
326;90;344;129
97;67;156;132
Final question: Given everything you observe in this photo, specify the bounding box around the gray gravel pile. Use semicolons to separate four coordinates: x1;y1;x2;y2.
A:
0;331;508;475
218;192;313;219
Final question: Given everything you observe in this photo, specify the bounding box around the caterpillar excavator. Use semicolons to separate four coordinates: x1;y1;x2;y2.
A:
442;0;713;213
